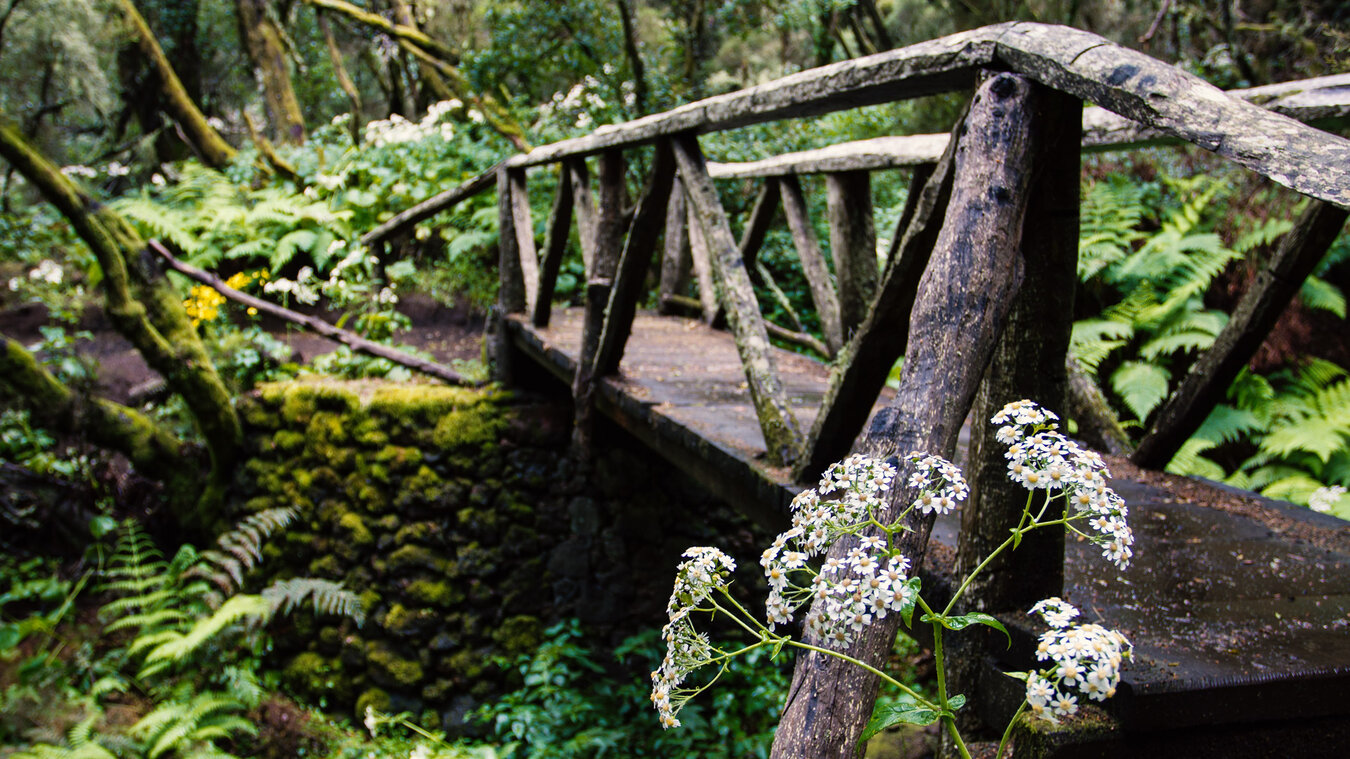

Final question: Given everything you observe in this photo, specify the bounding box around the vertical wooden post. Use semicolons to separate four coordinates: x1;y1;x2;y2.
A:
793;124;959;482
739;179;780;270
883;162;936;275
595;141;677;375
826;170;878;338
532;168;575;327
568;157;599;277
673;133;804;467
572;149;626;451
496;166;525;313
771;73;1037;759
1132;201;1350;469
509;168;540;315
686;196;722;324
658;178;692;315
780;174;845;354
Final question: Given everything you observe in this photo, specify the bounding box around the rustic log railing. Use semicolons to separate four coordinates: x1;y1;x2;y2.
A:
362;22;1350;756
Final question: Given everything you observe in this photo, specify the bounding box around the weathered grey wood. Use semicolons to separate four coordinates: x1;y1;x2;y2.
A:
756;260;807;334
657;179;692;315
779;174;844;354
572;150;626;451
531;170;574;327
794;116;959;481
772;72;1037;759
707;134;949;178
360;163;499;247
505;27;1002;168
509;168;540;315
993;24;1350;208
883;163;935;275
595;141;677;375
764;320;830;358
826;170;878;338
673;133;805;467
739;179;779;270
496;167;526;313
1133;201;1350;469
567;158;598;276
152;241;479;386
685;197;721;324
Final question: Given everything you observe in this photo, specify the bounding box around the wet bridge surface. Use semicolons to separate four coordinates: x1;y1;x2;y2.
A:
505;307;1350;755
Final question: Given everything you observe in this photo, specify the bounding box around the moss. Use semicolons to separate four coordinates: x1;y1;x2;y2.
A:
282;652;342;698
393;522;438;546
367;385;492;423
445;649;485;681
308;411;351;445
367;644;425;688
405;579;463;608
355;688;391;719
432;407;506;450
309;554;342;578
271;429;307;453
386;544;451;575
491;616;543;658
337;511;374;546
358;589;381;615
422;679;455;702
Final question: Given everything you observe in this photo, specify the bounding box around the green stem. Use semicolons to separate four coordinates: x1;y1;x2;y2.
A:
785;639;936;708
997;700;1029;758
931;620;972;759
942;531;1018;616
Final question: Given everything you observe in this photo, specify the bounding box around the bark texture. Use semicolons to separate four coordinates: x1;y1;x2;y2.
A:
236;0;306;144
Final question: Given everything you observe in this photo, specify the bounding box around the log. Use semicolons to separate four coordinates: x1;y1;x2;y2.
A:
571;149;626;450
673;133;805;467
568;158;599;276
151;242;479;387
793;114;959;482
657;179;692;315
771;71;1036;759
685;195;722;324
532;169;574;327
780;174;844;354
826;170;878;338
739;179;780;270
362;165;498;248
708;134;949;179
509;168;540;314
1132;201;1350;469
496;167;526;313
595;141;677;375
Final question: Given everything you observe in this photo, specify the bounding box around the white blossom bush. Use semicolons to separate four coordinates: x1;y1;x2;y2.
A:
651;400;1134;757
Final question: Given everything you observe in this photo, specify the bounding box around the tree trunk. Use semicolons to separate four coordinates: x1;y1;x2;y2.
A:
236;0;306;145
770;72;1037;759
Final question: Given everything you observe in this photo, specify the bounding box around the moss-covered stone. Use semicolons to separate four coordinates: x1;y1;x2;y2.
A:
382;603;438;638
444;649;485;682
355;688;391;719
432;407;505;450
393;521;439;546
387;544;452;575
405;579;463;608
491;616;543;658
282;651;346;701
337;511;374;547
271;429;307;453
367;643;425;688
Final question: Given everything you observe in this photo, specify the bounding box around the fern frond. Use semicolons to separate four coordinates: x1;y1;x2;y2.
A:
103;608;191;635
141;595;271;670
1111;361;1171;421
1300;276;1347;318
262;577;365;626
1166;437;1227;480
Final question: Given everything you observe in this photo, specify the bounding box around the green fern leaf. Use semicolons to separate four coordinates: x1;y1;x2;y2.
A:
261;578;365;626
1111;361;1171;421
1299;276;1346;318
142;595;271;670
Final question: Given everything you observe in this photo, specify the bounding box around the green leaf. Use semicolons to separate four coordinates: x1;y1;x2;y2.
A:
1112;361;1171;421
859;701;942;742
900;577;921;628
920;612;1011;647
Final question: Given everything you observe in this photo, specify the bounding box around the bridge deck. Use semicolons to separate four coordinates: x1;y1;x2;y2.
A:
505;308;1350;751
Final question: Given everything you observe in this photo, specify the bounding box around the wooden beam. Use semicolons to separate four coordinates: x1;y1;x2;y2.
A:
572;149;626;450
531;169;574;327
1132;201;1350;469
780;174;844;354
826;170;878;338
772;71;1037;759
793;123;958;482
362;165;499;248
657;179;691;315
686;195;721;324
595;141;677;375
509;168;540;315
709;134;949;179
673;133;805;467
496;167;525;313
567;158;598;276
739;179;780;271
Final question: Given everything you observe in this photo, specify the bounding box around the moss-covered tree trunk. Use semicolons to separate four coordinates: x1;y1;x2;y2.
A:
236;0;306;145
0;116;242;529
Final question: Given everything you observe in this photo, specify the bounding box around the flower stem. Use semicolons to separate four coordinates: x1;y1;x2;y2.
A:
784;639;936;708
997;700;1029;758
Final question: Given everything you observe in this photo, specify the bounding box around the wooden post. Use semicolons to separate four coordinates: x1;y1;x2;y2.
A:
568;157;599;277
1133;201;1350;469
686;195;722;324
532;169;575;327
673;133;805;467
595;141;677;375
793;120;959;482
740;179;780;270
509;168;540;315
571;149;626;451
771;72;1037;759
780;174;845;354
826;170;878;338
658;178;692;315
496;167;526;313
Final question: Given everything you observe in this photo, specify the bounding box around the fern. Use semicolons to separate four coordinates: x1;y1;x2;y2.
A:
262;577;365;626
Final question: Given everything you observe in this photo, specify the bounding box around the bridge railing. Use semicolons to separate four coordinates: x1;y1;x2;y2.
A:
382;24;1350;753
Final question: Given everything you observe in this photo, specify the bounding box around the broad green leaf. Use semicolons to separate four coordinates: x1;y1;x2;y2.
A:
1112;361;1171;421
921;612;1011;647
900;577;921;628
859;701;941;742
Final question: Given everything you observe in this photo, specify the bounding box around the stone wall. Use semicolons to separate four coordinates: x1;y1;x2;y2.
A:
232;379;764;731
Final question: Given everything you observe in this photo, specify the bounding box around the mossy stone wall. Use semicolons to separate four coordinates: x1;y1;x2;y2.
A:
233;379;760;733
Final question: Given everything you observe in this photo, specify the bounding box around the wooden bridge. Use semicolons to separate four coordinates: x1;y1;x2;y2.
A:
368;23;1350;757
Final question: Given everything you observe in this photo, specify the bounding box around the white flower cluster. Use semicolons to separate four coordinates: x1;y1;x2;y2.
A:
651;547;737;729
1024;598;1131;722
363;99;464;147
758;454;950;649
28;260;63;285
992;400;1134;569
1309;484;1346;514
